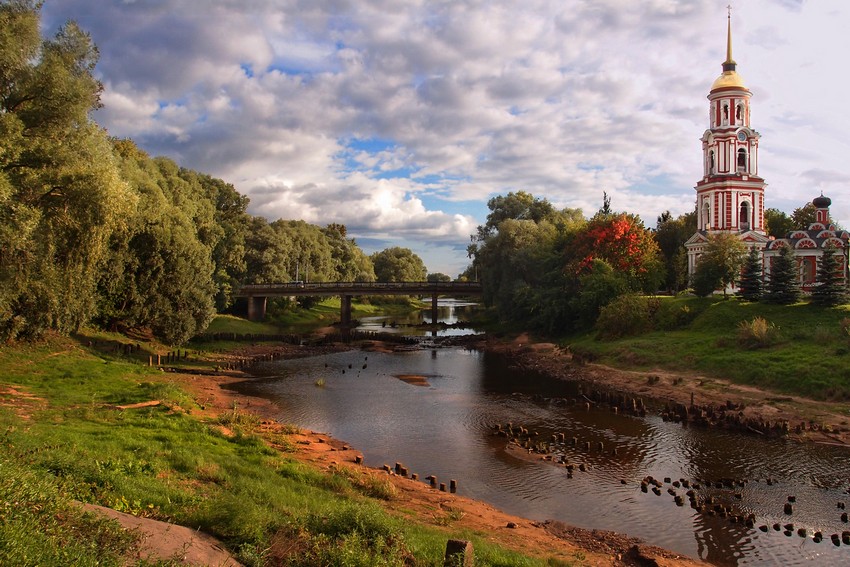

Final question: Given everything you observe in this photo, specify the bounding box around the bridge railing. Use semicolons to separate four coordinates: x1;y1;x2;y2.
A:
236;281;482;296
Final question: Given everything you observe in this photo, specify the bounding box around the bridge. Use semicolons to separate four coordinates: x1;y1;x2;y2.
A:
235;281;483;324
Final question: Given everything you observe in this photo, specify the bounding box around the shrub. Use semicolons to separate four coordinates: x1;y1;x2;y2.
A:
595;294;652;339
737;317;778;349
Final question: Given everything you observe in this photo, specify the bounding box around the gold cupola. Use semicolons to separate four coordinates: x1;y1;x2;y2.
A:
710;10;748;92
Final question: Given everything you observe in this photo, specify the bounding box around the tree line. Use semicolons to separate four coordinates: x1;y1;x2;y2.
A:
465;191;844;335
0;1;427;344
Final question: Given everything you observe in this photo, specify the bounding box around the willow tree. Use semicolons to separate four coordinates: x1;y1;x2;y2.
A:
0;1;131;338
98;142;216;345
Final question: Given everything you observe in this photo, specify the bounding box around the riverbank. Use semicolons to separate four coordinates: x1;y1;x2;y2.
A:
467;332;850;447
10;323;846;565
161;328;850;565
164;338;702;566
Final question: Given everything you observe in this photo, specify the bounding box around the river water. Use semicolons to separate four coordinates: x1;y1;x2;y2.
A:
235;302;850;566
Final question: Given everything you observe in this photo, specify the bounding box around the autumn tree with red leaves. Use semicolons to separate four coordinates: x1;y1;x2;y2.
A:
567;213;664;292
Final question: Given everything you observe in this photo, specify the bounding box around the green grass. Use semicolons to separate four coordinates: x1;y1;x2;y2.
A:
206;314;284;335
566;295;850;400
0;332;571;567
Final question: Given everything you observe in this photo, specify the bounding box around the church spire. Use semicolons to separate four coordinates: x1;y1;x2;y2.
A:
723;5;737;72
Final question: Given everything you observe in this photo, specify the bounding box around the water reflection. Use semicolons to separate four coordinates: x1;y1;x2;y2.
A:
236;347;850;566
355;298;481;337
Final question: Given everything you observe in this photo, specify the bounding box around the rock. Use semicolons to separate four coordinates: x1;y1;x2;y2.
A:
444;539;474;566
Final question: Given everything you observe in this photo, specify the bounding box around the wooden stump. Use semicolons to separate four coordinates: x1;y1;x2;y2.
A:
444;539;474;566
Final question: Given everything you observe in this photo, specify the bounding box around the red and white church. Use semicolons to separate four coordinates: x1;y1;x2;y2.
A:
684;14;849;289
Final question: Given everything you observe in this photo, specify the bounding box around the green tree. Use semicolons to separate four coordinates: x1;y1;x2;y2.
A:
811;245;847;306
427;272;452;282
597;191;613;217
764;208;794;238
791;203;816;229
690;233;746;296
185;171;249;310
654;210;697;292
274;220;334;282
569;259;628;328
371;247;427;282
243;217;292;284
764;245;801;304
0;2;132;338
475;191;556;240
466;191;584;332
737;247;763;302
323;224;376;282
98;143;216;344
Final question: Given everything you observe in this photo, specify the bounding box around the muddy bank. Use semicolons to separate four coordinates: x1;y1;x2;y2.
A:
463;333;850;447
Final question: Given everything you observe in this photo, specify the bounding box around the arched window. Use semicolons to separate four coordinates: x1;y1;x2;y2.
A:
736;103;743;122
737;148;747;172
702;201;711;229
723;104;729;124
709;150;715;174
739;201;750;231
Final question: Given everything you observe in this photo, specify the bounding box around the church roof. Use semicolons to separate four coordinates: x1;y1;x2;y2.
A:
765;226;850;251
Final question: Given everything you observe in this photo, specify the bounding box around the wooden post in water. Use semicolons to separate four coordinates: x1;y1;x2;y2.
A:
431;293;439;325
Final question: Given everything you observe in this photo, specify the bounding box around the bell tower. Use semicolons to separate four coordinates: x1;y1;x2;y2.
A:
686;9;769;276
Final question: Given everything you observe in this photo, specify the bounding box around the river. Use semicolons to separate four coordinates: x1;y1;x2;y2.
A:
234;301;850;566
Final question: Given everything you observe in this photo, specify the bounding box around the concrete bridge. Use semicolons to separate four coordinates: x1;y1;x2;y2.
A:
236;281;483;324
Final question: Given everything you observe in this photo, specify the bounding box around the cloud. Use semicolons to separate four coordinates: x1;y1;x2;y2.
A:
40;0;850;274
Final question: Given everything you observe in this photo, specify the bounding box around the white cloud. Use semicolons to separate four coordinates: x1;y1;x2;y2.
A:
40;0;850;274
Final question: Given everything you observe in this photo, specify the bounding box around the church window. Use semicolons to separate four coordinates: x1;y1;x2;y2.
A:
739;201;750;231
736;103;743;122
709;150;715;173
702;201;711;229
737;148;747;172
722;103;729;124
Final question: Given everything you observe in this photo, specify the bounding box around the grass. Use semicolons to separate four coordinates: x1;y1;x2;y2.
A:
566;295;850;400
0;329;571;567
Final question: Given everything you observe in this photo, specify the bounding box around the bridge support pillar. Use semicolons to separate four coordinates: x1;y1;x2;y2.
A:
431;293;439;325
340;295;352;327
247;296;267;321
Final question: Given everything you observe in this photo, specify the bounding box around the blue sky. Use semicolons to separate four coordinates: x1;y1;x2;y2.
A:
41;0;850;277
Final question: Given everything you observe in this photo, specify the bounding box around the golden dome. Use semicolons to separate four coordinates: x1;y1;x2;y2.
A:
711;69;748;91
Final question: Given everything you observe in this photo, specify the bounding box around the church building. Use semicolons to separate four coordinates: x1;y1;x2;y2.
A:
684;13;848;290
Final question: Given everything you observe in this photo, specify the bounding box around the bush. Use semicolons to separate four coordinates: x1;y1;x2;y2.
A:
654;303;695;330
737;317;779;349
595;294;652;339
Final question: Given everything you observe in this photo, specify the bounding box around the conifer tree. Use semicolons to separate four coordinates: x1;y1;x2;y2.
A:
737;247;763;301
764;245;800;304
811;244;847;306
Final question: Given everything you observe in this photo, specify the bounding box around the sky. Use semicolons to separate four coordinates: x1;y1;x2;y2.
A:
40;0;850;277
